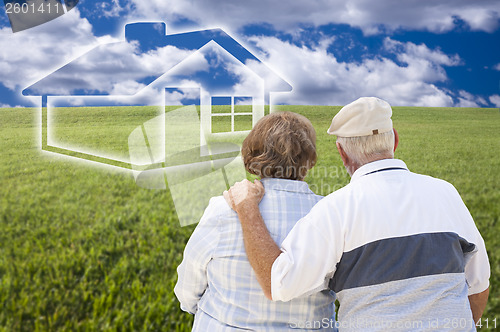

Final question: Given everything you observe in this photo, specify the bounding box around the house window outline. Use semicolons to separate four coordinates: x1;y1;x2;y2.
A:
210;96;253;134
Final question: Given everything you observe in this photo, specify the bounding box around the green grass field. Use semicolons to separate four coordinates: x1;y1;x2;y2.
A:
0;106;499;331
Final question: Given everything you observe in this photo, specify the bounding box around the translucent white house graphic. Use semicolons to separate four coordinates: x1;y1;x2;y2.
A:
23;22;292;226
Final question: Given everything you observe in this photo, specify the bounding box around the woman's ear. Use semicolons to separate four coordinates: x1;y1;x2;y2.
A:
393;128;399;152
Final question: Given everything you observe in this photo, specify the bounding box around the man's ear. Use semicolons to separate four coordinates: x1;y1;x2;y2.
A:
336;141;349;166
393;128;399;152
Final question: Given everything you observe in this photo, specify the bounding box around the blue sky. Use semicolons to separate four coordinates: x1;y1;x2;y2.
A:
0;0;499;108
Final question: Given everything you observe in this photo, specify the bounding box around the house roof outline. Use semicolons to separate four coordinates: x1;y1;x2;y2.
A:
22;22;291;172
152;39;265;98
23;22;292;98
21;22;291;226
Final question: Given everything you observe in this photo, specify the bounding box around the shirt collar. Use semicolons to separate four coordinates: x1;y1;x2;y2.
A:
350;159;409;183
260;178;315;194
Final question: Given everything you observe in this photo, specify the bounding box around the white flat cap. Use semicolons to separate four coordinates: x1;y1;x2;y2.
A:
327;97;393;137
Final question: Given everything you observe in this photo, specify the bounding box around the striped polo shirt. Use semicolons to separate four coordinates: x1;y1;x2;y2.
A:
271;159;490;331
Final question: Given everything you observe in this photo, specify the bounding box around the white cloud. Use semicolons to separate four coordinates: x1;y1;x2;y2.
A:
99;0;132;18
109;80;147;95
1;3;493;108
126;0;500;34
247;35;466;106
0;8;115;96
489;94;500;107
384;38;462;67
456;90;488;107
23;39;197;96
494;63;500;71
164;91;184;106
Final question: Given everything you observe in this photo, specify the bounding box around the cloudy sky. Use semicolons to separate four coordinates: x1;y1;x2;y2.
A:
1;0;499;108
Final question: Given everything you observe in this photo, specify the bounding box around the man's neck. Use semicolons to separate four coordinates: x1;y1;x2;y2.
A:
347;156;394;177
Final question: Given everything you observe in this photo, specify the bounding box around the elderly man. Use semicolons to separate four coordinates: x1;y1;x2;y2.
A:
224;97;490;331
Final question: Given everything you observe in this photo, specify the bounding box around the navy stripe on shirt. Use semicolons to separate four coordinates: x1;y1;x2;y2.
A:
329;232;476;293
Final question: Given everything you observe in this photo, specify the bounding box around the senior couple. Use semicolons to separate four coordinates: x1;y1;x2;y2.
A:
175;97;490;331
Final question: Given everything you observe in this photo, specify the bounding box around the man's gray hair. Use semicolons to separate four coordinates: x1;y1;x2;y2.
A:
336;130;395;167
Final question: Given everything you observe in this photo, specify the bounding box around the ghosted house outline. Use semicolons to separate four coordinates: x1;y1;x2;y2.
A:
22;22;292;169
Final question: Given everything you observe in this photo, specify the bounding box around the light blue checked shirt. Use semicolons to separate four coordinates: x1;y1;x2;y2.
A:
175;178;337;331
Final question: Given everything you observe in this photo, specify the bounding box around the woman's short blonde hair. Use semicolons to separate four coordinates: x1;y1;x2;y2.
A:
242;111;317;181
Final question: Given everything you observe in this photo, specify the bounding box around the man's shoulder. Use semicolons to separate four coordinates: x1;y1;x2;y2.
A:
321;169;460;202
322;180;357;200
408;171;459;193
304;186;351;217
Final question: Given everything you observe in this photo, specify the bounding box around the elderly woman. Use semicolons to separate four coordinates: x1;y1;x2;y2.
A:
175;112;336;331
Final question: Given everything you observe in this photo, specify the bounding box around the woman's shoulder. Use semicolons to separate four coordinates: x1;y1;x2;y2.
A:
208;195;231;212
199;195;235;225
